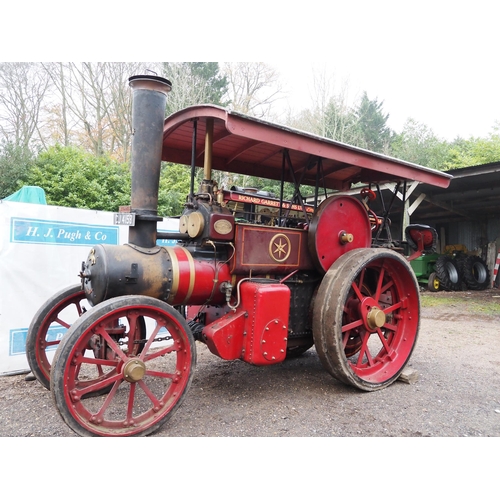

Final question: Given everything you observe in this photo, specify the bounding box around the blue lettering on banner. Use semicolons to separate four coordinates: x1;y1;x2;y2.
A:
10;326;68;356
156;239;176;247
11;218;118;246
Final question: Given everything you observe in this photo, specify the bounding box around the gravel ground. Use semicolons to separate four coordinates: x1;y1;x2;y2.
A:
1;289;500;438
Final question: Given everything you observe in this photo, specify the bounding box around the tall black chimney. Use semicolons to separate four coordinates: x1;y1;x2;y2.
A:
128;74;171;248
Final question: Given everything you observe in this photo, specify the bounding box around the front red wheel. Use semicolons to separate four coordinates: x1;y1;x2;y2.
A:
313;249;420;391
51;295;196;437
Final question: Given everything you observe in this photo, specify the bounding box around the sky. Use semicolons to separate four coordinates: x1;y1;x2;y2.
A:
266;2;500;141
4;1;499;142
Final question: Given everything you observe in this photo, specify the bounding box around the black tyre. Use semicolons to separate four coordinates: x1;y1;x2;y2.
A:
462;255;490;290
434;255;461;291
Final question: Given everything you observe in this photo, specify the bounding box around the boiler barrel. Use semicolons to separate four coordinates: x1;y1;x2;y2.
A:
81;243;231;307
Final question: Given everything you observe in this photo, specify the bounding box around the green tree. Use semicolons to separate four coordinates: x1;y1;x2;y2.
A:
23;145;131;211
390;118;451;171
355;91;392;153
0;141;35;198
158;163;192;216
443;132;500;169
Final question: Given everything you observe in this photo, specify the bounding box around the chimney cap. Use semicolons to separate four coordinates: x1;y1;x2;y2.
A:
128;74;172;94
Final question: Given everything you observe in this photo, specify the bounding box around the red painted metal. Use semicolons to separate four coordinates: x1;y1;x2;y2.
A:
202;280;290;365
165;245;231;305
308;195;372;273
208;212;235;241
202;309;247;360
161;105;452;191
240;281;290;365
230;224;314;275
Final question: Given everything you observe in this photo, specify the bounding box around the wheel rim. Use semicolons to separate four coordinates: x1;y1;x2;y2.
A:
52;296;195;437
445;261;459;284
432;276;440;290
472;262;487;283
314;249;419;390
27;285;88;389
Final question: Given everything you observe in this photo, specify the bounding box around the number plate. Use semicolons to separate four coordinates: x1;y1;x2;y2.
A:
114;213;136;225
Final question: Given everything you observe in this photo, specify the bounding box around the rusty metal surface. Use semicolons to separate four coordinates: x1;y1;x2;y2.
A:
161;105;452;191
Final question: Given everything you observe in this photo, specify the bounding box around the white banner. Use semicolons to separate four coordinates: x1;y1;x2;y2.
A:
0;200;178;376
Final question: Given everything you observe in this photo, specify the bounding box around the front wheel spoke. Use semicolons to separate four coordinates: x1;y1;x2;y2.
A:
78;373;121;398
137;379;161;407
383;322;398;332
92;380;123;420
145;369;175;380
80;356;117;368
98;326;129;363
127;315;140;352
139;323;163;360
126;383;137;422
143;344;176;362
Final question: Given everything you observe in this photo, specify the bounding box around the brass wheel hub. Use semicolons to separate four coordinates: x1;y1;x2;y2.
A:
366;307;386;330
123;358;146;383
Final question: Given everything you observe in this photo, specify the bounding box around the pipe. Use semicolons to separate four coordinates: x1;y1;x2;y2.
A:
204;118;214;181
128;74;171;248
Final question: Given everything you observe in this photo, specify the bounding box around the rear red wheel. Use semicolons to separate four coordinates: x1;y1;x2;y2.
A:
26;285;88;389
313;248;420;391
51;295;196;437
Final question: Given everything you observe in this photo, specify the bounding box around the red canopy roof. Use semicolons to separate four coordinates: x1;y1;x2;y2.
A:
161;105;451;191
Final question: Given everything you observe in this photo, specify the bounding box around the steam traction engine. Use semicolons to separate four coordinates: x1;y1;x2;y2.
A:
27;75;451;436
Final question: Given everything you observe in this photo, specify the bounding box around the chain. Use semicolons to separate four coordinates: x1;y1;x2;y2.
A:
117;335;172;346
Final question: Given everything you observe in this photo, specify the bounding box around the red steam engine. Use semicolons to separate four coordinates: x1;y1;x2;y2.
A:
26;75;451;436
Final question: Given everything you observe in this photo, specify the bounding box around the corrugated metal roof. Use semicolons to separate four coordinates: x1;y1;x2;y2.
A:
412;161;500;224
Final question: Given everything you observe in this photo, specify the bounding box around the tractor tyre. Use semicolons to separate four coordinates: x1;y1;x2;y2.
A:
462;255;490;290
427;272;440;292
434;255;461;291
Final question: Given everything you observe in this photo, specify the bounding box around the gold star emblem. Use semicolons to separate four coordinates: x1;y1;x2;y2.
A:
269;234;291;262
274;238;287;258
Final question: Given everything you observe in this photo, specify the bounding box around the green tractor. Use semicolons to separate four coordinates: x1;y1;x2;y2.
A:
406;229;490;292
409;252;442;292
405;225;445;292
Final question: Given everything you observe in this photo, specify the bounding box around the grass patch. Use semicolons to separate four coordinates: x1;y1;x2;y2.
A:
420;292;500;315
